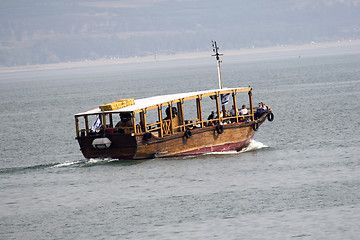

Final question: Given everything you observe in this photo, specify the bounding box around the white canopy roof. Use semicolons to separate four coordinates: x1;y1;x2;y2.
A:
75;87;250;116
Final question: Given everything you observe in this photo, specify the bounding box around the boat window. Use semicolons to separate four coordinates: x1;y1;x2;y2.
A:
142;107;161;135
103;114;113;128
200;94;219;126
182;98;200;127
235;92;251;114
144;107;158;126
86;114;102;134
76;116;86;136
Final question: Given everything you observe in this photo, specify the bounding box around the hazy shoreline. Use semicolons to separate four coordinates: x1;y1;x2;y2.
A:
1;40;359;73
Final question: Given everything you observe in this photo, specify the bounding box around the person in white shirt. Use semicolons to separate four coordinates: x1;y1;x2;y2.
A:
239;105;248;115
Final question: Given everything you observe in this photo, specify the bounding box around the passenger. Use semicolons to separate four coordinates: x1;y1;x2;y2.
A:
222;105;227;117
115;113;133;133
261;102;267;111
164;107;171;120
239;105;248;115
254;103;262;119
255;102;267;119
239;105;249;122
185;120;194;130
207;111;215;126
219;109;231;124
215;111;223;119
230;105;236;116
164;106;177;120
207;111;215;120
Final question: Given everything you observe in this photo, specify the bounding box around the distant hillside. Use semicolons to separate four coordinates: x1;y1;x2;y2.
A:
1;0;359;66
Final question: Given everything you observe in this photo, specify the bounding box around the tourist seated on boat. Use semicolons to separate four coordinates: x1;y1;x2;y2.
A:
207;111;216;126
164;106;177;120
254;102;267;119
239;105;249;122
185;120;194;129
215;111;224;123
207;111;215;120
240;105;249;115
230;105;236;116
229;105;237;122
221;105;228;117
115;113;133;133
218;109;231;124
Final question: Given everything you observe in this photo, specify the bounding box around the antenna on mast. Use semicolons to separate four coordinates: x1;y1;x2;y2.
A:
212;40;223;89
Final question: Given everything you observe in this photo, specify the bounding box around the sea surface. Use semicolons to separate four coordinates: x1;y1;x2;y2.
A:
1;51;360;239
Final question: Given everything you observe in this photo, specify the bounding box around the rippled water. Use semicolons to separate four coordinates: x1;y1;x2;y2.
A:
1;52;359;239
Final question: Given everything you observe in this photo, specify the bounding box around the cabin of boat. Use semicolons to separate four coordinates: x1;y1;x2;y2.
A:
74;87;274;159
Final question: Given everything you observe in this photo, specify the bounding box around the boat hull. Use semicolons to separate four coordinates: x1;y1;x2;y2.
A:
77;115;267;160
159;137;253;158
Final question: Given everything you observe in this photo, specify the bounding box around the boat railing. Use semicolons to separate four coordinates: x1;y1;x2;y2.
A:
184;118;200;128
161;120;172;135
75;110;259;138
112;126;134;134
203;119;218;126
221;115;234;122
146;122;161;132
78;129;87;137
173;124;184;132
140;122;161;137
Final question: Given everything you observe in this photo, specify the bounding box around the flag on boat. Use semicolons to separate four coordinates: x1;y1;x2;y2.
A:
221;93;230;105
91;116;102;131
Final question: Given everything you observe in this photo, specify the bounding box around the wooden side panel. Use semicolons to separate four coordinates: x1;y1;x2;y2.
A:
134;123;256;159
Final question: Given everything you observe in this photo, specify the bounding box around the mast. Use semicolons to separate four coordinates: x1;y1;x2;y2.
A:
212;40;223;89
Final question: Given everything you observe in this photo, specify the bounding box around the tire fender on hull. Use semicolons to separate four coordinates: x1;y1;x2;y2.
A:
216;124;224;134
143;132;152;141
252;122;259;131
267;112;274;122
184;129;192;138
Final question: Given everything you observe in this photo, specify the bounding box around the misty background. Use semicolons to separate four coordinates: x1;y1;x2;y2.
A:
1;0;359;67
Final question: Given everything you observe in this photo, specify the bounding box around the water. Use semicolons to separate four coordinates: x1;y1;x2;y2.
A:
1;52;360;239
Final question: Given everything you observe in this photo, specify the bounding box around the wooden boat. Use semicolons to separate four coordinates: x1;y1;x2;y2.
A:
74;42;274;159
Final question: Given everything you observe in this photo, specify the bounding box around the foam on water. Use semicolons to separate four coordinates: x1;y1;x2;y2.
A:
239;140;268;153
0;163;55;174
52;158;116;168
51;160;86;168
0;158;118;173
203;140;268;156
